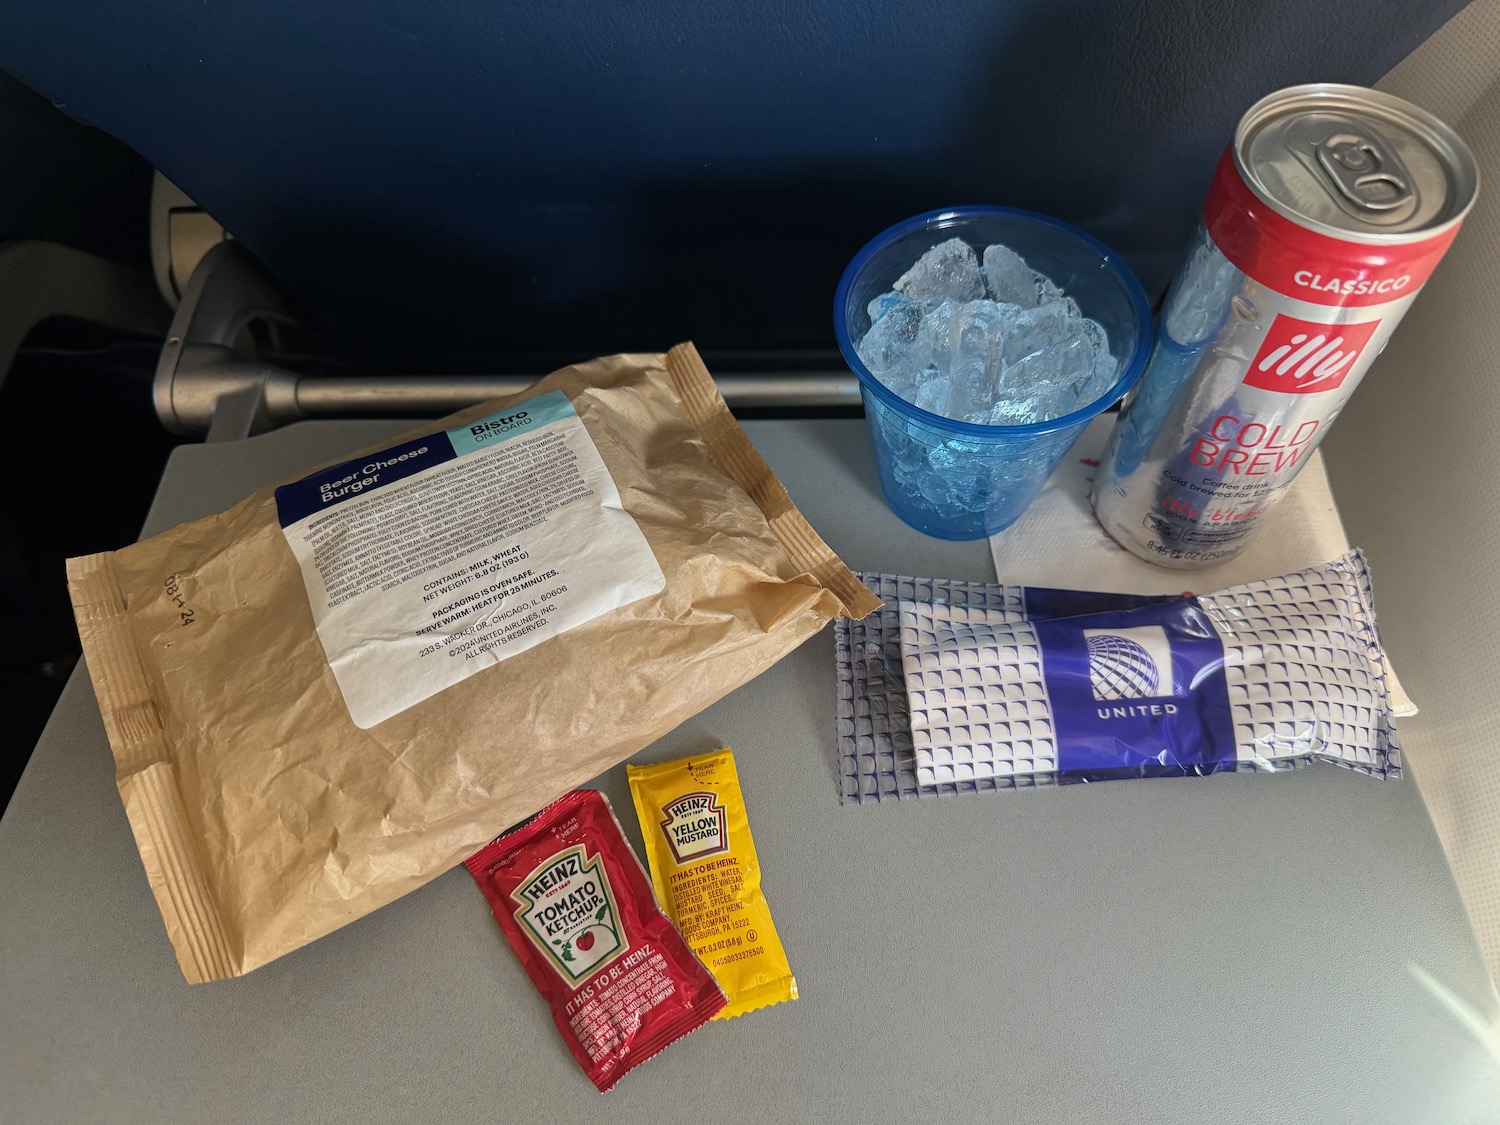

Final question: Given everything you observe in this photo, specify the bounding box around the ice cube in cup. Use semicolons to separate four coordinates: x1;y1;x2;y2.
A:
981;243;1040;309
893;237;985;304
856;296;923;379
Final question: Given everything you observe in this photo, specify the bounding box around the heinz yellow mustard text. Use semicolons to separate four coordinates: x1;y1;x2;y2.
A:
627;748;796;1019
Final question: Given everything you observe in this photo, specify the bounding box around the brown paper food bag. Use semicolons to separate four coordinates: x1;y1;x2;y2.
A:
68;343;879;983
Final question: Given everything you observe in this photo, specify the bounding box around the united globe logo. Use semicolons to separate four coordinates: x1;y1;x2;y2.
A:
1086;635;1159;699
1083;626;1176;701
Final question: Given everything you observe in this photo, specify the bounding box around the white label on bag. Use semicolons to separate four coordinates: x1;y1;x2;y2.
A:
274;393;664;727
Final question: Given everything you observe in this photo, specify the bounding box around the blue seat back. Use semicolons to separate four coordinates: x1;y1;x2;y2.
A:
0;0;1462;359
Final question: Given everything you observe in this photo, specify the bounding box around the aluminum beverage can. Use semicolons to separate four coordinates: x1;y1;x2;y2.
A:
1092;84;1479;568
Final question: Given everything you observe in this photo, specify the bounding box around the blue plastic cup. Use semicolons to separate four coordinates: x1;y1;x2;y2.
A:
835;207;1151;540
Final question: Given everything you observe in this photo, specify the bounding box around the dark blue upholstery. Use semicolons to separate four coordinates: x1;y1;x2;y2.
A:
0;0;1464;360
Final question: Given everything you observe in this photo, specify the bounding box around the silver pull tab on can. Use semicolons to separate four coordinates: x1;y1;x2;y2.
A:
1316;131;1414;212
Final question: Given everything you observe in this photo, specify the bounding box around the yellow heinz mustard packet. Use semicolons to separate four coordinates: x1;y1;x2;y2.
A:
627;749;796;1019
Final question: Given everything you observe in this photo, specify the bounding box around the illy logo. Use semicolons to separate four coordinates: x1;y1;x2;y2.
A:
1242;314;1381;394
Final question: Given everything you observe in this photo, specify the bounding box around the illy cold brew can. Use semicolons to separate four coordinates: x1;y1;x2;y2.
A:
1093;84;1478;568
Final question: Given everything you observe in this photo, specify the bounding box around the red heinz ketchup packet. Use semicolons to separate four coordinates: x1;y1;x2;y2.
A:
466;788;727;1092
